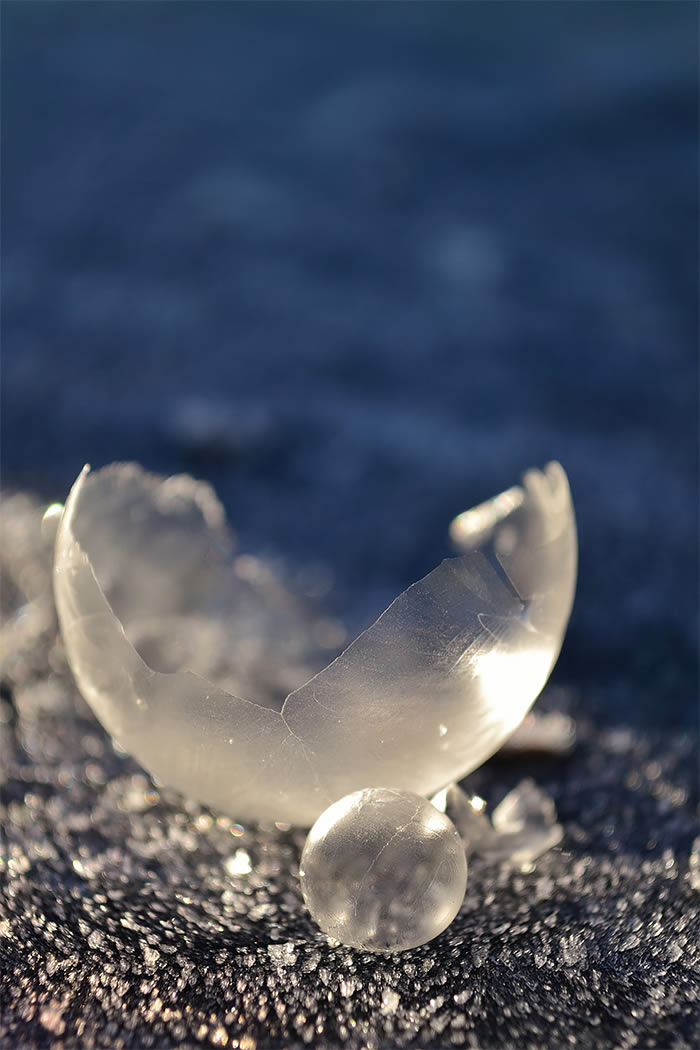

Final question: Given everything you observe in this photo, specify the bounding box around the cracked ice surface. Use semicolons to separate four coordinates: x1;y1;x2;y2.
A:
53;461;576;826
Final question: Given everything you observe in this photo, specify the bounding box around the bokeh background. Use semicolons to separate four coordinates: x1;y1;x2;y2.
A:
1;2;698;1047
3;0;698;723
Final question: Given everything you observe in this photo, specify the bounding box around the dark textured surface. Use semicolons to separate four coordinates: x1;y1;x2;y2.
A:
1;2;698;1047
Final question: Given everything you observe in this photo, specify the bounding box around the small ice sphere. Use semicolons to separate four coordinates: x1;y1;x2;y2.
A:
299;788;467;952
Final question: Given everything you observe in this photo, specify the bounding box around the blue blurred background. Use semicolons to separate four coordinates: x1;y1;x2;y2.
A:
2;1;697;728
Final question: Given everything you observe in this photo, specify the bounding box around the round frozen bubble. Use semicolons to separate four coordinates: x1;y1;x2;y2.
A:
299;788;468;952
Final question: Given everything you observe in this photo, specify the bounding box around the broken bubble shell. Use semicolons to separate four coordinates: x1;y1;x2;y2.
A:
53;461;577;827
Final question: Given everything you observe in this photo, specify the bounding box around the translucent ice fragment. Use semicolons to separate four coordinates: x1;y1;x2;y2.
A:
491;778;563;862
689;837;700;892
41;503;64;545
53;461;577;826
439;781;563;865
299;788;467;952
430;787;495;854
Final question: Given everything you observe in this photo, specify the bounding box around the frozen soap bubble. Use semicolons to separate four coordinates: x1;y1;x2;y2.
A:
53;461;576;826
299;788;468;952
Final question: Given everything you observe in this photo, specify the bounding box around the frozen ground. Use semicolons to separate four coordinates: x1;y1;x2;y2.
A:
1;2;698;1047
